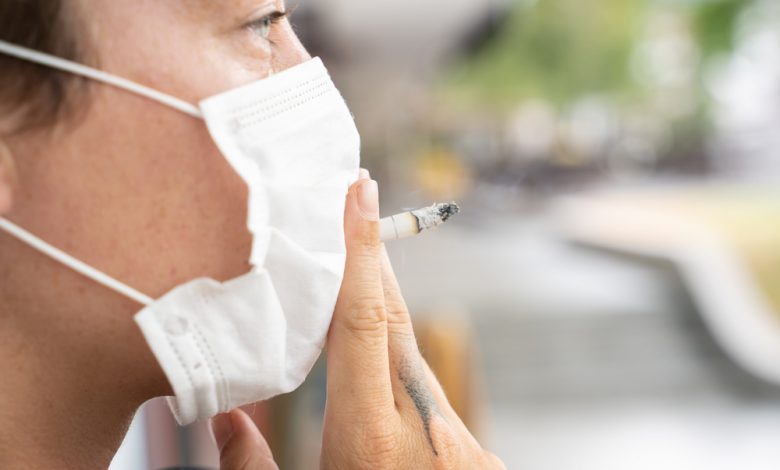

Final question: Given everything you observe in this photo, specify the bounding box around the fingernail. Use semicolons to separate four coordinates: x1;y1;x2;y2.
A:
210;412;234;451
356;179;379;221
359;168;370;180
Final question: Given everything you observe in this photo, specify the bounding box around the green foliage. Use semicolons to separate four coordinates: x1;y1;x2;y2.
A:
691;0;743;57
445;0;647;109
443;0;752;112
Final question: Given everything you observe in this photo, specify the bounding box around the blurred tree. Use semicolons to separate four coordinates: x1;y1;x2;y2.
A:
445;0;646;109
444;0;753;112
691;0;744;58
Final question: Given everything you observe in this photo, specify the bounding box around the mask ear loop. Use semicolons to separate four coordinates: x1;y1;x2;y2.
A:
0;40;203;119
0;217;154;306
0;41;179;306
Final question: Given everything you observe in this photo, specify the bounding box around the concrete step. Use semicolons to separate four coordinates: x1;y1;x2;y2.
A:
472;309;780;405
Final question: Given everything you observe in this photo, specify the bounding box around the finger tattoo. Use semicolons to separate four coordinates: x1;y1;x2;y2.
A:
397;356;441;456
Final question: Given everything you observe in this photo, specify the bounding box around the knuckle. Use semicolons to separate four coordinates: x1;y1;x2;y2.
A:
355;425;402;469
351;401;394;426
324;418;401;470
384;301;411;325
430;431;465;470
380;282;411;326
345;303;387;334
350;222;381;252
422;415;471;470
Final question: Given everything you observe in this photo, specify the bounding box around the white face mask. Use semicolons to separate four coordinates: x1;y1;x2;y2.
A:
0;41;360;424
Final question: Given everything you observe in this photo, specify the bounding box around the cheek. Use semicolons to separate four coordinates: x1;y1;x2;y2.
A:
0;144;15;214
0;186;11;214
86;91;253;296
152;121;253;286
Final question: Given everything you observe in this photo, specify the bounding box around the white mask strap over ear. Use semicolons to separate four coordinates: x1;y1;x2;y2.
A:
0;40;203;119
0;218;154;305
0;40;190;306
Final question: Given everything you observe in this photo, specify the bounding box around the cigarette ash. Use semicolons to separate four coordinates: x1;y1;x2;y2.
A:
411;202;460;232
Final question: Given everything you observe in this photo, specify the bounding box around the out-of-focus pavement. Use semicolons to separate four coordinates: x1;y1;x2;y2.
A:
386;206;780;470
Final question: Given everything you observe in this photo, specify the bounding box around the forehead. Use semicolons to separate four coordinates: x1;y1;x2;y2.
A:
187;0;285;18
81;0;287;37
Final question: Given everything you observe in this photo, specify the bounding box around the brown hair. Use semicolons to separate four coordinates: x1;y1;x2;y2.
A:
0;0;88;134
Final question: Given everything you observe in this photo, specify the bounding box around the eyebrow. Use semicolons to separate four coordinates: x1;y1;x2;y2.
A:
186;0;285;26
236;0;286;14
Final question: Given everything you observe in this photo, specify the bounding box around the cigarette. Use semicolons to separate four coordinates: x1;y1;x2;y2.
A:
380;202;460;242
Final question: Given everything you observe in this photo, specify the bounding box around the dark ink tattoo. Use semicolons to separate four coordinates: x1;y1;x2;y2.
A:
397;356;440;456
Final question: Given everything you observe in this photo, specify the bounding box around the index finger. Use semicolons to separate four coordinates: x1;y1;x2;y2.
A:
326;176;394;410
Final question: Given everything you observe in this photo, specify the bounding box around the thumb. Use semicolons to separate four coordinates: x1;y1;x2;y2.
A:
212;409;278;470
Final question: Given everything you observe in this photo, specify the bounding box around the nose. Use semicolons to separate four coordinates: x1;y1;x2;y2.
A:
271;22;312;74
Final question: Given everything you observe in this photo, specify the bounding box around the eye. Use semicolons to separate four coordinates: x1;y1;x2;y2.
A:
247;11;288;40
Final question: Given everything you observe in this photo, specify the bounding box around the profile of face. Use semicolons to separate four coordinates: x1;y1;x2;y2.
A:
0;0;309;399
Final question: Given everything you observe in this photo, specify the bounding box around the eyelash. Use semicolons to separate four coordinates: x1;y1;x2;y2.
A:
246;10;289;41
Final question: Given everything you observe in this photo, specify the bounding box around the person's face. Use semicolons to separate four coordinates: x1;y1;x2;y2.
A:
0;0;310;395
5;0;309;294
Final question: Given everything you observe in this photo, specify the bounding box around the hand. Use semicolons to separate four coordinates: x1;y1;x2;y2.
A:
321;171;505;469
212;408;278;470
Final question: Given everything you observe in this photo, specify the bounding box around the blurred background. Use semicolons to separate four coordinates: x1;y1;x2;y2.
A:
112;0;780;468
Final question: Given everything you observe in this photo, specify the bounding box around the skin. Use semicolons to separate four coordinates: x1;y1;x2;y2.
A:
0;0;505;468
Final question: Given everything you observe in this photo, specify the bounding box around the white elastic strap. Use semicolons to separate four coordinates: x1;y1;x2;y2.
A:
0;40;203;119
0;218;154;306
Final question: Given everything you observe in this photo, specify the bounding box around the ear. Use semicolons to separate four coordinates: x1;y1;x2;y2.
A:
0;140;15;215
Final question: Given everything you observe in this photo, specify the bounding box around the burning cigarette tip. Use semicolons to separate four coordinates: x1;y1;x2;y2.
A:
437;202;460;222
410;201;461;232
380;201;460;242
